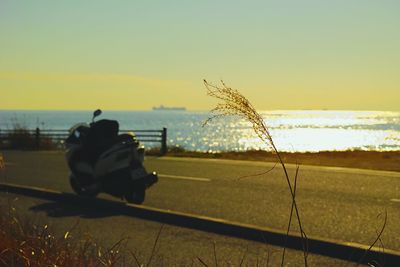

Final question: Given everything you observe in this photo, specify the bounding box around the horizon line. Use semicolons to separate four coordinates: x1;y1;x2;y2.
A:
0;108;399;113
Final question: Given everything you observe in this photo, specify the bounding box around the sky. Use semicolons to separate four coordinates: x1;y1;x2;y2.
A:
1;0;399;111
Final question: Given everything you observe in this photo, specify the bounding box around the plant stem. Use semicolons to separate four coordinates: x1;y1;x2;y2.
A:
281;165;299;266
273;144;308;267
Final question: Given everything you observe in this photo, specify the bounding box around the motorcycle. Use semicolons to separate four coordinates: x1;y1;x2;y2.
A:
65;109;158;204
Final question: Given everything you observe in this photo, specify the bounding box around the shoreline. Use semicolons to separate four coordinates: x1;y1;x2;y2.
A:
148;150;400;172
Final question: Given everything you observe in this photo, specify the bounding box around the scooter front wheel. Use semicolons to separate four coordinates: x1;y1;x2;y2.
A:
125;184;145;204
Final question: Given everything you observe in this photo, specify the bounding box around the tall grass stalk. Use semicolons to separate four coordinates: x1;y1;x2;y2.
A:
0;203;146;266
203;80;308;266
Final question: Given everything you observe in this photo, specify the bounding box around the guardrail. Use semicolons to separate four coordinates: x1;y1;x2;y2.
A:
0;128;167;155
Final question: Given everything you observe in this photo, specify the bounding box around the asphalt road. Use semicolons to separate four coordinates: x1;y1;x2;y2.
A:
1;150;399;265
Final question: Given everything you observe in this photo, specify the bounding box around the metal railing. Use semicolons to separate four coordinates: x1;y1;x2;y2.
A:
0;127;167;155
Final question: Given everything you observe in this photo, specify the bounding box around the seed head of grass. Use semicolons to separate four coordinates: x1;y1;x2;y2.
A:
203;79;274;151
203;79;309;266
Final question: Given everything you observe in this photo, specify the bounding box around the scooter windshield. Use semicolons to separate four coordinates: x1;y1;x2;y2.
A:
69;123;90;135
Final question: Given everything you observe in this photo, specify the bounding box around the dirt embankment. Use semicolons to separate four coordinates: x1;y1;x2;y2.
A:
149;150;400;172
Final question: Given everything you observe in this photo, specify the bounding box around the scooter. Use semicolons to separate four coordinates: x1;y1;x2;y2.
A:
65;109;158;204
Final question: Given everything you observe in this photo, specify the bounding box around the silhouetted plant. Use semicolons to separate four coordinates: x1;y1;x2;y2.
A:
1;118;57;150
0;204;136;266
203;79;309;266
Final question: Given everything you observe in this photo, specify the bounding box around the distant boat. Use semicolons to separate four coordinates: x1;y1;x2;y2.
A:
152;105;186;111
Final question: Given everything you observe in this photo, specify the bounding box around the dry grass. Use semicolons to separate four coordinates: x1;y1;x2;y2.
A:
0;121;57;150
0;204;281;267
0;202;157;267
202;80;390;267
148;149;400;172
203;79;308;266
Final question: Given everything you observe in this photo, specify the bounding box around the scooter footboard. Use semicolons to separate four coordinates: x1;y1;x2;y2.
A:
101;168;158;197
100;168;132;196
129;171;158;188
142;172;158;188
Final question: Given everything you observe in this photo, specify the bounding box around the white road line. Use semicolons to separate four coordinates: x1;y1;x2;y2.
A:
159;174;211;182
158;157;400;178
390;199;400;203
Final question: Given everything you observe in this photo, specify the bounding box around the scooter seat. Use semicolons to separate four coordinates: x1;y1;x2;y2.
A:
85;119;119;164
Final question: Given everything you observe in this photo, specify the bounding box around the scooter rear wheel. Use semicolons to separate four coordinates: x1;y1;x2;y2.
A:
125;184;145;204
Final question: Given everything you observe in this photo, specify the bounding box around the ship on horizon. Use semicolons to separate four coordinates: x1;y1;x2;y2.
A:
152;105;186;111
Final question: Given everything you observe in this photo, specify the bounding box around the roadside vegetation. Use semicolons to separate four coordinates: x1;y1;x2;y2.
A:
203;80;308;266
0;119;58;150
202;80;387;267
147;147;400;173
0;204;280;266
0;204;147;267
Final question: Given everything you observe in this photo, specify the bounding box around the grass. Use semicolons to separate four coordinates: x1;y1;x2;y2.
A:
0;201;176;267
0;120;57;150
0;204;129;266
202;80;389;267
0;203;283;267
147;148;400;172
203;79;308;266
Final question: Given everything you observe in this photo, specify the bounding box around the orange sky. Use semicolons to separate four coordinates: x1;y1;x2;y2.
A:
1;1;399;111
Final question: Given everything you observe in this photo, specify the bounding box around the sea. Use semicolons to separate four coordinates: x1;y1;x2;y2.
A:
0;110;399;153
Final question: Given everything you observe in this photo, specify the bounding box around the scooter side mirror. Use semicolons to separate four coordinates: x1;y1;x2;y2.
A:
92;109;102;122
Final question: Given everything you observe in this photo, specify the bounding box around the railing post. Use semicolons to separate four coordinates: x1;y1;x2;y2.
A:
35;128;40;150
161;127;167;155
